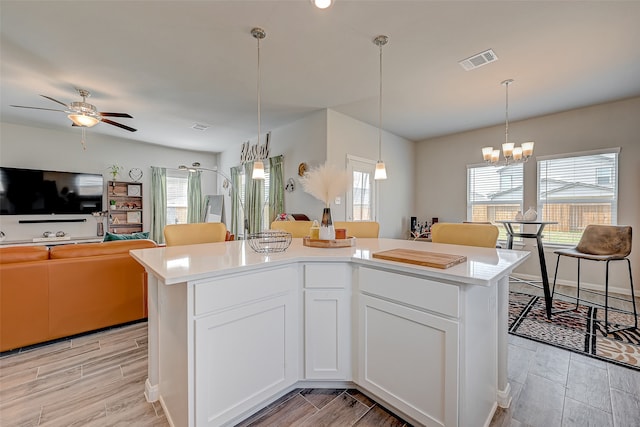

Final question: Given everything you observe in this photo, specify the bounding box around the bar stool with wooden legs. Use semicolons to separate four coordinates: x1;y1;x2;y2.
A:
551;224;637;333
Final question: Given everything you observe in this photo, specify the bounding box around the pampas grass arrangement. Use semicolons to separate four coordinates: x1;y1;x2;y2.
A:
300;162;350;207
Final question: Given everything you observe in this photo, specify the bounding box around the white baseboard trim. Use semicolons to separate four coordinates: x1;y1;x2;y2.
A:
497;382;512;408
510;273;634;298
144;378;159;402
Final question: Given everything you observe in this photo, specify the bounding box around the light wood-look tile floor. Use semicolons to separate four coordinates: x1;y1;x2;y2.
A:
2;293;638;427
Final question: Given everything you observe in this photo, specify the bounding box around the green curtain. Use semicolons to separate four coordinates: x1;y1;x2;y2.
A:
150;166;167;244
187;170;203;223
230;166;242;237
245;161;264;234
269;155;285;224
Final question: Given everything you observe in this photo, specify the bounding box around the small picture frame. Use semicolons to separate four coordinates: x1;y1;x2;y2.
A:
126;211;141;224
127;184;141;197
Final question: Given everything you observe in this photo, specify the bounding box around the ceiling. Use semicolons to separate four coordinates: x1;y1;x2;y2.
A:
2;1;639;154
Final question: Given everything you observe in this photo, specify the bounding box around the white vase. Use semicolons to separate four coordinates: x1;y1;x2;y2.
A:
524;206;537;221
515;211;524;221
319;207;335;240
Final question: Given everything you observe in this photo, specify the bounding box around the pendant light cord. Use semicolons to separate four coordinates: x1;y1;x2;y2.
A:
502;79;513;146
257;33;262;146
378;40;383;161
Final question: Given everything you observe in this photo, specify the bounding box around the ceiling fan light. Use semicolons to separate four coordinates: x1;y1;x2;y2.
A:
252;160;266;180
374;161;387;180
68;113;99;127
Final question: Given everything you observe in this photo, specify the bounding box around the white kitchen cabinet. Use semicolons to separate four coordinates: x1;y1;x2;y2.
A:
303;263;351;380
193;266;299;427
358;293;459;427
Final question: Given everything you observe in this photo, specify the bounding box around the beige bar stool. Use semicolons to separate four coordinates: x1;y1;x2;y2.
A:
551;224;637;333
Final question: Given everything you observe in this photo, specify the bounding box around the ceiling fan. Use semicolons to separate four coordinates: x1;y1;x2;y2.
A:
11;88;137;132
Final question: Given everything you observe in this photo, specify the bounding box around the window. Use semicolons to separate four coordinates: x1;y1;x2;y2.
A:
166;173;188;225
537;148;619;245
347;156;377;222
467;163;523;240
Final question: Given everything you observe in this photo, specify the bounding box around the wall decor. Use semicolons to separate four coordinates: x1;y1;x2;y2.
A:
129;168;143;181
127;184;141;196
126;211;141;224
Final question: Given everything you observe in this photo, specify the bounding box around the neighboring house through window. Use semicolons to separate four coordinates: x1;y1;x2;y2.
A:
467;162;523;240
537;148;619;245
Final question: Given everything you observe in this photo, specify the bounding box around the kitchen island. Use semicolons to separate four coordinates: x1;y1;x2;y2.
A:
130;238;529;427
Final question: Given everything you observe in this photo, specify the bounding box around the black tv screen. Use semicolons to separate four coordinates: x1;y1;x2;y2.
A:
0;167;104;215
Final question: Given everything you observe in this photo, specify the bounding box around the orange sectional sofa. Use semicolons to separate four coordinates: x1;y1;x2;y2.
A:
0;239;157;352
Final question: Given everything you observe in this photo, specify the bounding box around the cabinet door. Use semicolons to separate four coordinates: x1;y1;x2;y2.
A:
195;292;297;427
304;289;350;380
358;294;459;427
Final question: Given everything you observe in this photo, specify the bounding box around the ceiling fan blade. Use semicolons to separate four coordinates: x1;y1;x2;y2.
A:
10;105;66;112
40;95;69;108
101;118;137;132
100;112;133;118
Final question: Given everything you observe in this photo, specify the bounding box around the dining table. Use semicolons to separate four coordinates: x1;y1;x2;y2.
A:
496;220;558;319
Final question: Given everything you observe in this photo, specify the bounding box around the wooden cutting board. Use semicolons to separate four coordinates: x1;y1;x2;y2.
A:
372;248;467;269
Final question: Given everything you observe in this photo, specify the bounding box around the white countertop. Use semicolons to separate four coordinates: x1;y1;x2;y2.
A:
131;238;529;286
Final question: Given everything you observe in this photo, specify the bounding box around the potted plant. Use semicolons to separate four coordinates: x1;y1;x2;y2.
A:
108;164;123;180
110;200;117;210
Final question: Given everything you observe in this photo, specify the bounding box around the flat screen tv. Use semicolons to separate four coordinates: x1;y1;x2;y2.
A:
0;167;104;215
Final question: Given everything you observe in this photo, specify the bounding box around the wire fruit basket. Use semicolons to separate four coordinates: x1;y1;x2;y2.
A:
247;230;292;253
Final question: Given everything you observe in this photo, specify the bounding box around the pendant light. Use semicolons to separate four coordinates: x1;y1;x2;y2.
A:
373;35;388;180
251;27;266;180
482;79;534;165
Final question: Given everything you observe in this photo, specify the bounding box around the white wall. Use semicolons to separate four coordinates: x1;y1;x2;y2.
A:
218;108;415;239
0;122;217;242
415;96;640;295
327;110;415;238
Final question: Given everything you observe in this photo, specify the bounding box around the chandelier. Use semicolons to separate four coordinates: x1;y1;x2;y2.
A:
482;79;534;165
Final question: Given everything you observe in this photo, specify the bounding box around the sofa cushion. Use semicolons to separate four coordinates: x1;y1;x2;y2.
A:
49;239;157;259
103;231;150;241
0;246;50;264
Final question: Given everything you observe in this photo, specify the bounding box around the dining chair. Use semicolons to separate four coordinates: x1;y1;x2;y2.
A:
333;221;380;238
551;224;636;333
430;222;499;248
163;222;228;246
269;221;314;238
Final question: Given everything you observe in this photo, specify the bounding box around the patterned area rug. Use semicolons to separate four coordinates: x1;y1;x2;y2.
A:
509;291;640;371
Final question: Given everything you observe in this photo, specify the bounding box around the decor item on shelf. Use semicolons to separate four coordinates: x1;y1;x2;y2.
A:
110;199;117;209
251;27;267;180
300;162;349;241
92;210;108;236
127;184;141;196
482;79;534;166
515;210;524;221
373;34;389;180
247;230;292;254
129;167;143;182
524;206;537;221
108;164;123;180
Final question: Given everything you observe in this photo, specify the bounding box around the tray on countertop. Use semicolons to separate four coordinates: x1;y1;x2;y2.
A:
372;248;466;269
303;236;356;248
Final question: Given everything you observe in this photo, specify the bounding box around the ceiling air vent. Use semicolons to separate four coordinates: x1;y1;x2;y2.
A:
191;123;210;131
458;49;498;71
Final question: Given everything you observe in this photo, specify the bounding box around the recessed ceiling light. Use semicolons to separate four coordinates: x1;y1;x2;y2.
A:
458;49;498;71
311;0;333;10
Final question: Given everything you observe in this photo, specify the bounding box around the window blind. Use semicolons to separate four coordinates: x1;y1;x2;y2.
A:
537;149;619;245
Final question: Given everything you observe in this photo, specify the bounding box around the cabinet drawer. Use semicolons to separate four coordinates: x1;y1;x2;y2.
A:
304;263;351;288
194;266;296;316
358;267;459;318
